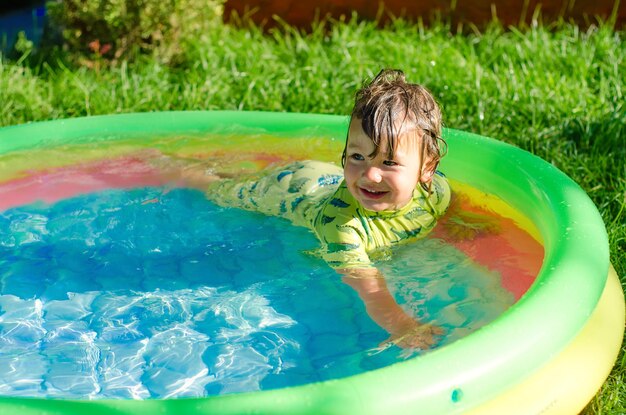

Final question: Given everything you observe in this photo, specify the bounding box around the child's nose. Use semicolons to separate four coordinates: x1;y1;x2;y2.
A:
363;166;383;182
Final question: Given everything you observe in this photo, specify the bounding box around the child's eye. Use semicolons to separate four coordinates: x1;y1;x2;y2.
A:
350;153;365;161
383;160;398;166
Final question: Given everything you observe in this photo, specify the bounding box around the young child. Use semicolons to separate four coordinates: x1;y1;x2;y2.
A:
161;69;450;349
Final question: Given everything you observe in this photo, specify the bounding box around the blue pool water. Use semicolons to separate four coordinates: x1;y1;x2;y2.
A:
0;187;513;399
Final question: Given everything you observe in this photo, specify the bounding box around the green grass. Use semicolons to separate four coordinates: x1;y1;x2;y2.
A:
1;15;625;413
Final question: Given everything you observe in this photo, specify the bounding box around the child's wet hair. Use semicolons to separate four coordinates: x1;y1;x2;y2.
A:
342;69;446;188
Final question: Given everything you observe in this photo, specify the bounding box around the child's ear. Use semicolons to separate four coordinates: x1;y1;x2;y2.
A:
419;158;437;183
420;169;434;184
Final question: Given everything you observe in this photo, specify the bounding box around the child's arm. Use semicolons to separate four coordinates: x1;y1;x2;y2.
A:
175;162;219;189
339;267;442;350
142;151;220;190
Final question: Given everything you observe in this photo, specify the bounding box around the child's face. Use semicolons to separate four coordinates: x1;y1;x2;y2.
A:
344;118;426;212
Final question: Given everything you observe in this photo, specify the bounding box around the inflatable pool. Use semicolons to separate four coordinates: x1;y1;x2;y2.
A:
0;111;622;414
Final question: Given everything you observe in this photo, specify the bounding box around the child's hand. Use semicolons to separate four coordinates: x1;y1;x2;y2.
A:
138;150;219;188
382;323;444;350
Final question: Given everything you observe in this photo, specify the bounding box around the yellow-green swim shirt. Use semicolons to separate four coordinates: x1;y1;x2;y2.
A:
206;160;450;269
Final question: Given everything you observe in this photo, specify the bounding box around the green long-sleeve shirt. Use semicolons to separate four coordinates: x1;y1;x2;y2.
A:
206;160;450;268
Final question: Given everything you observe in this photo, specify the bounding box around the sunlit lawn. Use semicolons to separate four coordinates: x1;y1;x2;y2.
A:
1;15;624;413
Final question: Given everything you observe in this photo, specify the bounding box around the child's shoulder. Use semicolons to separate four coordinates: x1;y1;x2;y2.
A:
432;171;451;196
421;171;451;218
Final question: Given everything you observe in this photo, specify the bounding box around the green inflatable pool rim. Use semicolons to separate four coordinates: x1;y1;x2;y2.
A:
0;111;609;414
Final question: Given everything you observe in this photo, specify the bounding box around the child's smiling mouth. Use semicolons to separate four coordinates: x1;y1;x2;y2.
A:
359;187;389;199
